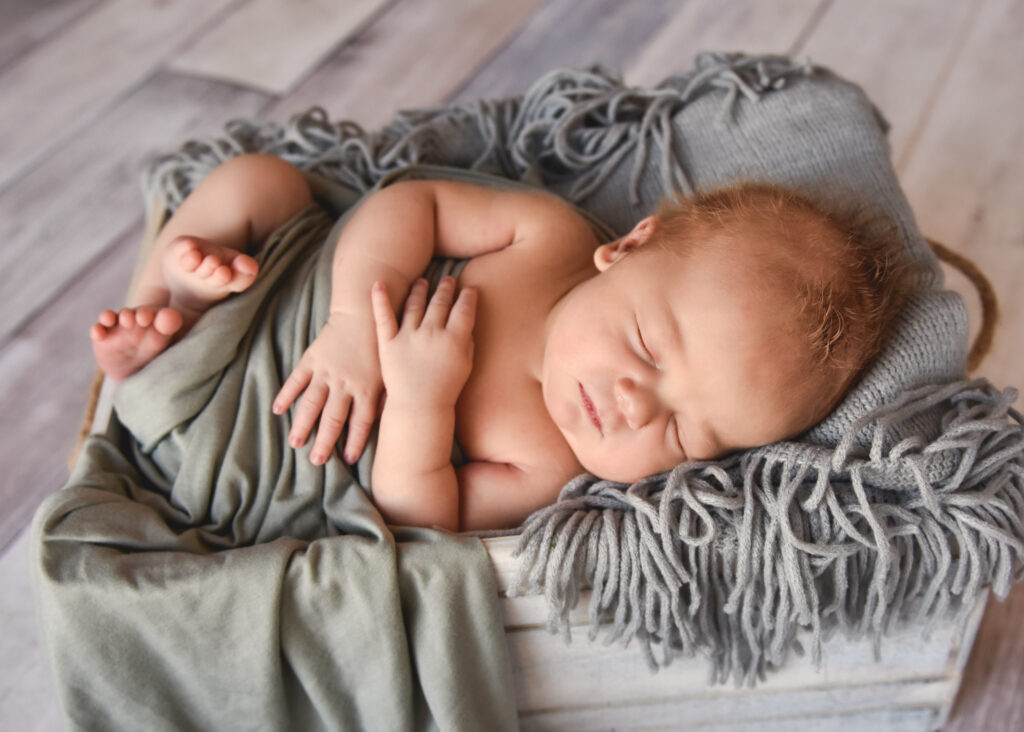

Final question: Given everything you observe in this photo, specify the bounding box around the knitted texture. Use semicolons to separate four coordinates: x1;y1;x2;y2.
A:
143;53;1023;685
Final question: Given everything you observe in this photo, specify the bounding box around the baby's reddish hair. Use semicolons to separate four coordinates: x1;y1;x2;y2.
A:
645;181;919;417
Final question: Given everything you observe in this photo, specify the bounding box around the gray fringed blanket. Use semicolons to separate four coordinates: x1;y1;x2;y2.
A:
34;52;1024;720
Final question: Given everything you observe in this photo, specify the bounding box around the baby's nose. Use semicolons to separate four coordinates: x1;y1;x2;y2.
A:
614;377;657;430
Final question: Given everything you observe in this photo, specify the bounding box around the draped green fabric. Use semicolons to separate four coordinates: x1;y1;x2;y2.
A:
33;183;519;731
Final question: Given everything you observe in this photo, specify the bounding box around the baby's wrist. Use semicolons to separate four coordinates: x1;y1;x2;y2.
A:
383;394;457;416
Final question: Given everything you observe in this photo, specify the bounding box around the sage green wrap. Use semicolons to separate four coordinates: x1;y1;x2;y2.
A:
31;172;519;731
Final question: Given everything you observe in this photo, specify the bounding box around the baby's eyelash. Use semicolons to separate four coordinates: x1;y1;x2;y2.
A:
635;317;655;364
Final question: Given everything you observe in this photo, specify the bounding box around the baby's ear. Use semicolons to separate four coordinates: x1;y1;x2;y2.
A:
593;216;659;271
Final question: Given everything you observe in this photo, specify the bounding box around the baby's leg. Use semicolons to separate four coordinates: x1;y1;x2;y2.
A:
90;306;183;382
127;153;312;320
89;155;312;378
162;236;258;324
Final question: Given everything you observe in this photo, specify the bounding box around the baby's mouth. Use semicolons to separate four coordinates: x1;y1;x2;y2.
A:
579;383;603;436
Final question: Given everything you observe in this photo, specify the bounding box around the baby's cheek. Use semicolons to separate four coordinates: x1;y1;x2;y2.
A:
546;389;578;434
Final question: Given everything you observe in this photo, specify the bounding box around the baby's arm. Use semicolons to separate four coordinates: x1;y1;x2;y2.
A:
273;179;569;466
370;276;477;531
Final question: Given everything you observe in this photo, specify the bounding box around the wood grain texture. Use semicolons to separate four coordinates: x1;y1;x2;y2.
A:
506;596;983;720
797;0;978;166
0;227;138;552
0;71;269;344
898;0;1023;393
0;0;98;72
262;0;546;127
451;0;681;102
625;0;824;86
0;0;237;188
169;0;393;95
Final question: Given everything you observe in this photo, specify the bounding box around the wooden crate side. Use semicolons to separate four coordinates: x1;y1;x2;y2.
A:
518;680;953;732
506;617;962;714
522;704;939;732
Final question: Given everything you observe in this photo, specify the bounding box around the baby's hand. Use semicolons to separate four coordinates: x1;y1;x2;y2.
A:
273;312;382;465
371;277;476;410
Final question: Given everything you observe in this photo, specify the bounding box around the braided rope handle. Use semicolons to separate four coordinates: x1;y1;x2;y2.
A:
927;238;999;372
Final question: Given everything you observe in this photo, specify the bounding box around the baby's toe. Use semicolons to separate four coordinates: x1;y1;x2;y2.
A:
211;264;234;287
134;306;155;328
152;307;183;336
197;255;223;278
234;254;258;277
118;308;137;329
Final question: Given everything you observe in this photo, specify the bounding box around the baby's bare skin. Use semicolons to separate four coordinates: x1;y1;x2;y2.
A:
93;154;832;533
90;237;259;381
90;154;312;383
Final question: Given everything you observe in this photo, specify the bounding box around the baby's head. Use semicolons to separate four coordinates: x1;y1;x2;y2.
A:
541;181;917;482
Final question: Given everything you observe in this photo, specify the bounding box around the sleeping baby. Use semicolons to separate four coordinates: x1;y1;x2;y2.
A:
91;153;916;532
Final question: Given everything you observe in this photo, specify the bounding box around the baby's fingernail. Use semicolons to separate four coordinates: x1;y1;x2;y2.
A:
311;452;323;465
344;451;356;463
290;435;300;448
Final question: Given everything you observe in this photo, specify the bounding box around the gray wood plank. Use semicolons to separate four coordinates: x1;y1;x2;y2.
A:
169;0;393;95
0;0;98;72
0;70;269;344
0;0;236;189
450;0;682;102
0;225;138;554
625;0;824;86
262;0;546;128
797;0;978;167
898;0;1023;392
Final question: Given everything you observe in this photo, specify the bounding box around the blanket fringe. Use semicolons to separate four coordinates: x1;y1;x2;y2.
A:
512;380;1024;686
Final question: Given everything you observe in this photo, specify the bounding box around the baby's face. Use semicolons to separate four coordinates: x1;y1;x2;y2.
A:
541;225;825;482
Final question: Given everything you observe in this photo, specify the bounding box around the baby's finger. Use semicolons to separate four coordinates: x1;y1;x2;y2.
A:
423;276;456;327
309;390;351;465
273;365;312;414
289;381;329;448
446;286;477;337
370;281;398;341
401;278;429;329
343;394;377;464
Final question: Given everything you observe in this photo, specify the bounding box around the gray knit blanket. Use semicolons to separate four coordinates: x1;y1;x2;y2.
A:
144;53;1024;685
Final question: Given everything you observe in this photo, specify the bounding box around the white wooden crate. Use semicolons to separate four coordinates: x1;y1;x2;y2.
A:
485;535;986;732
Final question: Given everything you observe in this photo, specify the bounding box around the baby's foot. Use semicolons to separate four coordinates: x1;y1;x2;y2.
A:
163;236;258;314
90;306;183;382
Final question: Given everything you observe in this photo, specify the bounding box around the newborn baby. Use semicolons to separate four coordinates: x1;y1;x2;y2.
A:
91;154;914;531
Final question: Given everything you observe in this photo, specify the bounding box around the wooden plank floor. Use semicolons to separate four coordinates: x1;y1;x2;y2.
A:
1;1;1020;729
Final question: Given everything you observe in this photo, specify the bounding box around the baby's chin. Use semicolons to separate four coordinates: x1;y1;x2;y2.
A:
576;452;680;484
